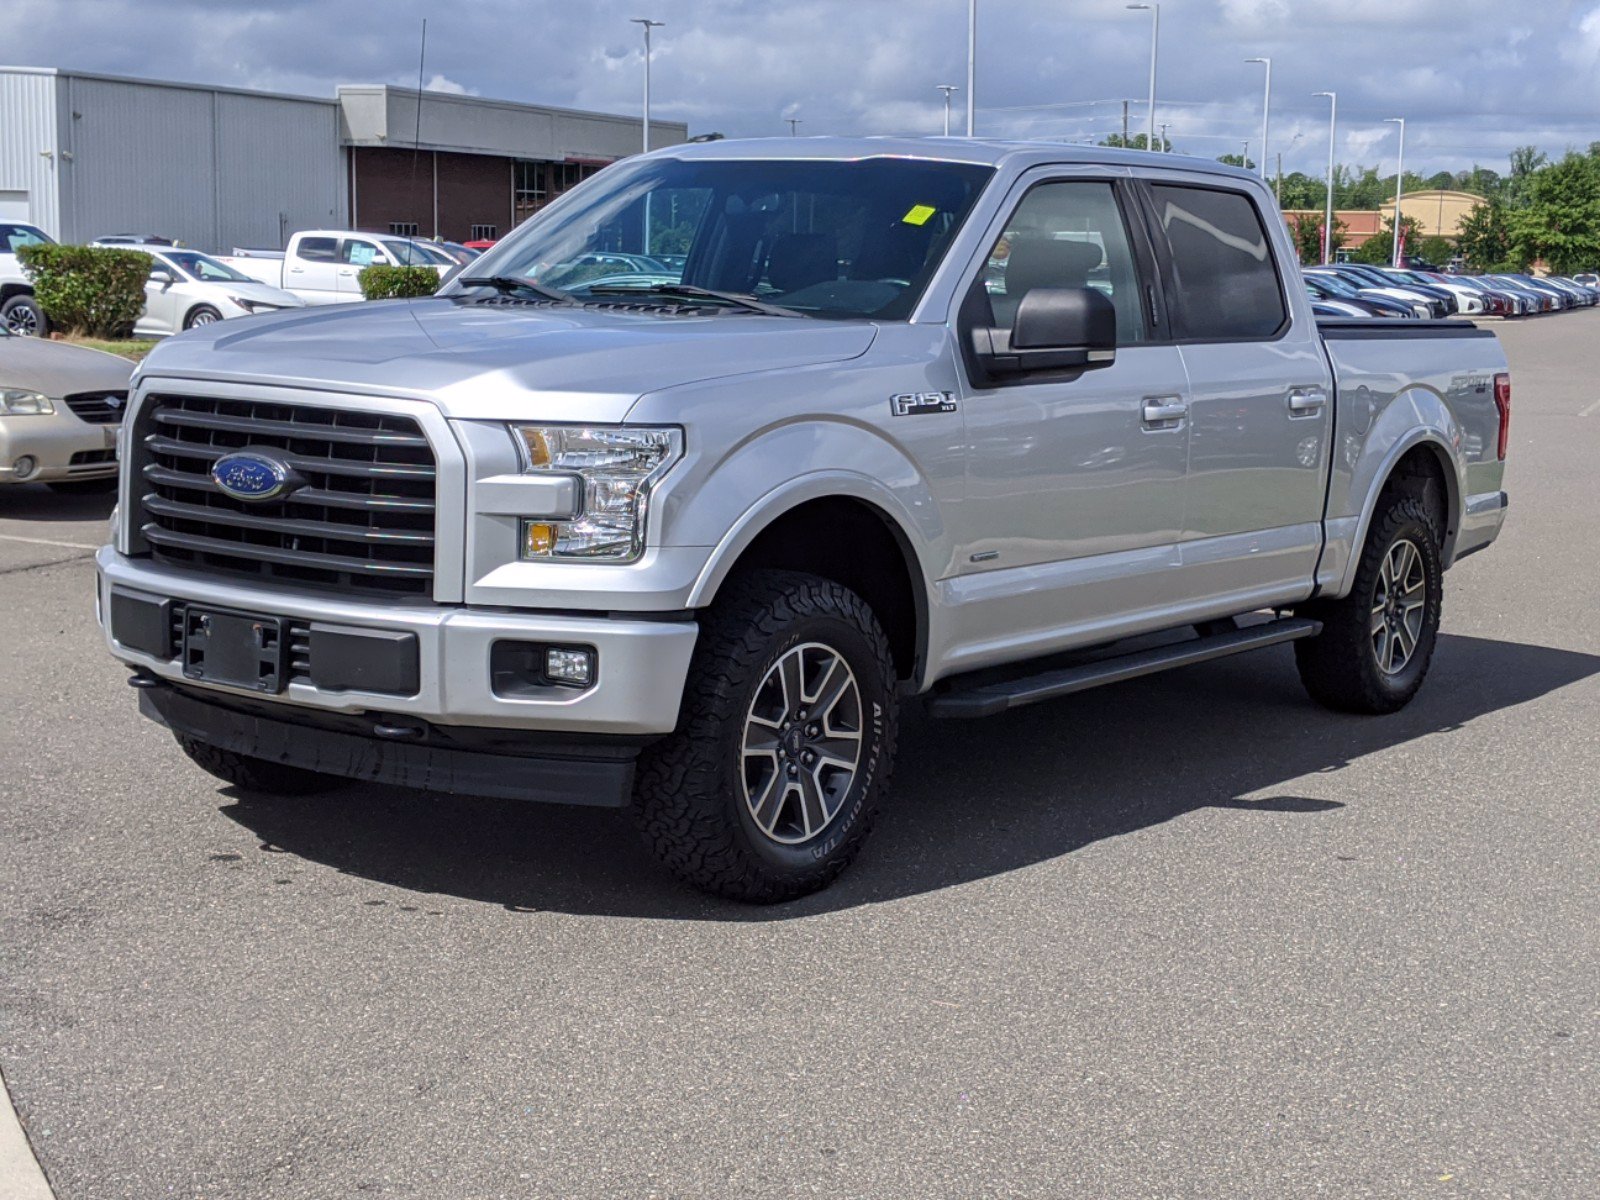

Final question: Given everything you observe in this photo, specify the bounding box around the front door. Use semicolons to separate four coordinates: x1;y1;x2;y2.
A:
336;238;386;300
947;174;1192;671
1137;179;1334;607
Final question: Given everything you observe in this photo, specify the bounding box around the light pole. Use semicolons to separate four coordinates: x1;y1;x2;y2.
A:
1246;56;1270;180
1127;4;1159;151
1314;91;1337;264
787;117;802;137
1386;116;1406;267
1242;139;1250;166
630;18;665;154
937;84;959;137
966;0;977;136
1159;121;1169;151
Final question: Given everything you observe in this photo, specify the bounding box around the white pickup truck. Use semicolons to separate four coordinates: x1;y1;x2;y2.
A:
220;231;446;305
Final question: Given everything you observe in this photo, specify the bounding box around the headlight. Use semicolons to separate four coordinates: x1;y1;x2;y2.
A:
228;296;276;313
511;425;682;562
0;389;54;415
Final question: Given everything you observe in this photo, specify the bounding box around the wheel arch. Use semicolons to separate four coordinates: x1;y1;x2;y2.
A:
686;477;932;686
1336;429;1462;597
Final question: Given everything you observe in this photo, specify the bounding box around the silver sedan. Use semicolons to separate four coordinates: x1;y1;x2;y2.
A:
0;329;135;493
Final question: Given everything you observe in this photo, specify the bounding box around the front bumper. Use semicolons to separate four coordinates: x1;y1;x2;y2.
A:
97;547;700;736
0;412;119;483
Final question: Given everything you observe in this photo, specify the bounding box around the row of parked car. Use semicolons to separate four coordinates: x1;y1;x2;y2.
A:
1304;262;1600;320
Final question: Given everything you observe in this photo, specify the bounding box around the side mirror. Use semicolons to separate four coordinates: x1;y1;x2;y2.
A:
972;286;1117;376
149;269;175;287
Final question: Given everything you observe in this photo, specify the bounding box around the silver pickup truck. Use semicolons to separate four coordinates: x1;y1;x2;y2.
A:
97;139;1510;901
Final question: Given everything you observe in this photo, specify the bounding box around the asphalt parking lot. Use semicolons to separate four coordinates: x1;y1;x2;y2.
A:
3;314;1597;1199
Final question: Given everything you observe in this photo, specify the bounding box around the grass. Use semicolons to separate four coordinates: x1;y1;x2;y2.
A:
56;334;160;362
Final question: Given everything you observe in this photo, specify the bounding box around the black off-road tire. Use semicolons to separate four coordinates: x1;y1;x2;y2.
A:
632;570;899;903
174;733;344;796
1295;493;1443;714
47;477;118;495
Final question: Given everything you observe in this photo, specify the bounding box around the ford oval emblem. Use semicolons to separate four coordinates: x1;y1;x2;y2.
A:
211;450;296;502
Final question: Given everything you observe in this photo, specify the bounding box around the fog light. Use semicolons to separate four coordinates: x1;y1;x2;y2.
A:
12;455;37;479
545;647;595;686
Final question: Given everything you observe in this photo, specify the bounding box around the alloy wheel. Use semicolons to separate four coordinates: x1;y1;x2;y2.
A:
741;642;863;845
1371;537;1427;675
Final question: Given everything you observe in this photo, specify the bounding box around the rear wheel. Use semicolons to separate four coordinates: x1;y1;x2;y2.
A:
1295;492;1443;714
174;733;344;796
633;570;899;903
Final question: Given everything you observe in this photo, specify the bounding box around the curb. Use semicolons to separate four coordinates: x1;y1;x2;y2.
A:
0;1064;55;1200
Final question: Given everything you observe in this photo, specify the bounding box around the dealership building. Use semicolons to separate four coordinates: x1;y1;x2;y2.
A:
0;66;688;252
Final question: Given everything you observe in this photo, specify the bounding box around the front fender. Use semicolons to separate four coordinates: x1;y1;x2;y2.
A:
681;425;945;608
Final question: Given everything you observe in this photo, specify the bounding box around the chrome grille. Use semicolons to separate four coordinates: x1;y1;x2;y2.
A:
136;394;437;596
64;391;129;425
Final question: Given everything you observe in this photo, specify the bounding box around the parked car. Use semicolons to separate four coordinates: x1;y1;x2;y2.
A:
1304;266;1433;318
90;243;305;336
1303;272;1412;318
99;140;1511;902
94;234;180;247
0;221;55;336
1571;272;1598;290
0;325;133;492
1333;264;1456;315
1434;274;1523;317
219;231;448;305
1380;268;1484;316
462;238;498;252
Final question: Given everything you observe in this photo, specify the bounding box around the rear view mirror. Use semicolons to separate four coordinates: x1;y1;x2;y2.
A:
972;287;1117;376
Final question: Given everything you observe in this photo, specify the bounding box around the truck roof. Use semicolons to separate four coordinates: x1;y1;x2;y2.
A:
649;135;1262;184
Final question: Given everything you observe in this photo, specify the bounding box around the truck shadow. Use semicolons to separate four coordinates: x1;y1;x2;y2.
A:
217;633;1600;921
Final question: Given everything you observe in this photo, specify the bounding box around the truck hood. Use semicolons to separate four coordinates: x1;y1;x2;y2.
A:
134;297;878;422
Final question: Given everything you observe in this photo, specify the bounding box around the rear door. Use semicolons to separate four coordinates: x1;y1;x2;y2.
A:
286;235;342;301
1135;176;1333;608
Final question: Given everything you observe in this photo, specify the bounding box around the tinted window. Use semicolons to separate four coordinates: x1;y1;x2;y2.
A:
474;156;994;320
1149;185;1286;339
298;236;338;262
0;223;52;253
984;181;1148;344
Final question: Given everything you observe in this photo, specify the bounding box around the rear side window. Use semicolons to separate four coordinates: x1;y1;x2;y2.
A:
298;237;339;262
1148;185;1286;339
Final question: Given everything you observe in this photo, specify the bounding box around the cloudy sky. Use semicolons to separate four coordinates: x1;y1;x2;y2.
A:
9;0;1600;177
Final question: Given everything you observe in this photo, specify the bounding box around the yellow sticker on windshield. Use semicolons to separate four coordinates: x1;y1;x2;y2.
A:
902;204;938;226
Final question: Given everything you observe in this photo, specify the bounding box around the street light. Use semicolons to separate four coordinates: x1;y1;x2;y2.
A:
1127;4;1159;151
966;0;977;136
1314;91;1337;264
937;84;960;137
1386;116;1407;267
1246;56;1271;180
630;18;665;154
787;117;802;137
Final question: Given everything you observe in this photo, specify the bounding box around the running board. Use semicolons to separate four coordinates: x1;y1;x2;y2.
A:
926;617;1322;719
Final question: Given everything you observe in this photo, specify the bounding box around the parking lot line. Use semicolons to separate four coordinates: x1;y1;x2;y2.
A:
0;1067;55;1200
0;534;100;552
1580;398;1600;417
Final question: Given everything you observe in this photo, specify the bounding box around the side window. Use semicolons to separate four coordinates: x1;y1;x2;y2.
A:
1148;185;1286;339
341;240;382;267
298;236;338;262
984;181;1148;344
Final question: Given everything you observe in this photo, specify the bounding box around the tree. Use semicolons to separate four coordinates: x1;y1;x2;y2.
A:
1414;236;1455;268
1457;195;1522;272
1099;132;1171;153
1217;153;1256;171
1351;214;1422;265
1277;172;1325;211
1426;171;1456;191
1286;211;1345;265
1507;150;1600;273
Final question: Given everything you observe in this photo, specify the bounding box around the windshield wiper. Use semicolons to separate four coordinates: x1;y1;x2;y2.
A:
458;275;573;304
584;283;801;317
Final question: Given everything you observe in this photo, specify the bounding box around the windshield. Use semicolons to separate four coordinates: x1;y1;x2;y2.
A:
464;156;995;320
384;239;450;266
161;250;254;284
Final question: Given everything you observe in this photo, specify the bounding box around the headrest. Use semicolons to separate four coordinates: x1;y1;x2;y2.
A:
766;234;837;292
1003;236;1105;298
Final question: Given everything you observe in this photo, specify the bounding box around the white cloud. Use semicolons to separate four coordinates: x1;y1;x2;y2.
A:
424;74;473;96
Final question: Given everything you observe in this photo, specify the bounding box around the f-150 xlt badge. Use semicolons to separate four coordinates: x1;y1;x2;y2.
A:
890;391;958;417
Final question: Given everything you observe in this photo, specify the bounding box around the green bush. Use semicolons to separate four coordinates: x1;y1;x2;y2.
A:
16;244;151;337
359;265;439;300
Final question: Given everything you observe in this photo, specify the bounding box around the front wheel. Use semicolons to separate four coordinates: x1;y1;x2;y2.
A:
633;570;899;903
1295;493;1443;714
184;304;222;329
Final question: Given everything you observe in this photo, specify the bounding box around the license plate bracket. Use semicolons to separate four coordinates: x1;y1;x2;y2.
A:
181;608;286;693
